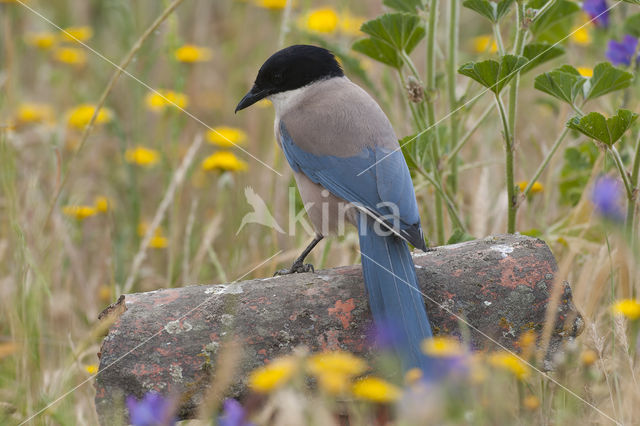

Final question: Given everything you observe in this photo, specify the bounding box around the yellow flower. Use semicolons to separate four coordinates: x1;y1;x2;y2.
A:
611;299;640;320
137;222;169;248
580;349;598;366
145;90;188;112
472;35;498;54
249;356;297;393
98;284;112;303
125;146;160;167
25;32;57;50
85;364;98;374
201;151;248;172
517;181;544;194
339;12;365;36
317;371;350;395
94;196;109;212
15;103;54;124
256;99;272;108
149;235;168;249
421;336;464;358
67;104;112;129
487;351;530;380
307;351;368;377
571;26;591;45
305;8;339;33
206;127;247;147
62;205;98;220
174;44;213;63
253;0;287;9
404;367;423;385
523;395;540;410
577;67;593;77
53;47;87;66
61;26;93;42
352;377;401;403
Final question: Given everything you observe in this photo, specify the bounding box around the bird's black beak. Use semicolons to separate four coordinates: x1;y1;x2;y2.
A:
235;85;268;113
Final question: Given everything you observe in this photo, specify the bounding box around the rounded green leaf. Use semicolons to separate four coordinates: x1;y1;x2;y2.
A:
534;65;586;105
458;55;529;94
360;13;426;55
352;38;402;69
462;0;515;23
583;62;635;102
567;109;639;147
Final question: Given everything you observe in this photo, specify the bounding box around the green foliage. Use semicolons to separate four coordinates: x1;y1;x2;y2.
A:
360;13;425;54
567;109;639;147
383;0;424;13
528;0;580;43
621;0;640;5
624;13;640;38
584;62;635;102
462;0;515;23
353;13;425;68
352;38;402;68
520;43;565;74
534;65;586;105
446;228;475;244
458;55;529;95
559;142;599;206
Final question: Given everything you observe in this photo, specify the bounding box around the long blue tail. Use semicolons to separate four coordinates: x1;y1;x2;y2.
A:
358;216;433;374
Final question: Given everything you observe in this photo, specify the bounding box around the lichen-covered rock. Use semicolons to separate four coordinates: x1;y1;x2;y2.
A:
94;234;583;422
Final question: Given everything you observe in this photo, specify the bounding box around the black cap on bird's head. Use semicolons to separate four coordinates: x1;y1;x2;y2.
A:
235;45;343;113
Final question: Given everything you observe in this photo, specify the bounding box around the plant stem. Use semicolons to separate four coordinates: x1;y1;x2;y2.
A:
495;95;517;233
414;167;466;232
610;146;634;199
531;0;557;24
522;127;570;198
507;2;527;136
626;130;640;240
492;23;506;56
447;0;460;193
446;103;494;165
426;0;446;243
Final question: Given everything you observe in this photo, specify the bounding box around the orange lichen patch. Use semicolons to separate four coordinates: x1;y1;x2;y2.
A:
328;298;356;329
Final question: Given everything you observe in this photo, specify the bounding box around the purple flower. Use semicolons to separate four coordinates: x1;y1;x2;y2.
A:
126;392;176;426
591;175;624;222
582;0;610;27
606;35;639;67
367;319;406;349
218;399;255;426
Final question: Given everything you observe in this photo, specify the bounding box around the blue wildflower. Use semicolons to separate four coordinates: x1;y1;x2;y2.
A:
591;176;625;222
218;398;255;426
126;392;176;426
582;0;610;27
605;35;639;66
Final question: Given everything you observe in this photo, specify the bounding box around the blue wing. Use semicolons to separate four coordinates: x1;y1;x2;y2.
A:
279;121;426;249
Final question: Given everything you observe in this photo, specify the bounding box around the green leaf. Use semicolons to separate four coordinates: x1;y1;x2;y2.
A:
520;43;565;74
360;13;425;55
621;0;640;5
458;55;529;94
529;0;580;43
383;0;424;13
462;0;515;23
534;65;586;105
567;109;639;147
624;13;640;38
583;62;635;101
446;228;475;245
352;38;402;69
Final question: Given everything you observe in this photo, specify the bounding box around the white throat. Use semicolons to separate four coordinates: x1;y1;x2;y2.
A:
268;76;348;119
268;85;311;118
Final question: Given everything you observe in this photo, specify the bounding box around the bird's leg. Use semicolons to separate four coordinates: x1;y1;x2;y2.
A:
275;234;324;276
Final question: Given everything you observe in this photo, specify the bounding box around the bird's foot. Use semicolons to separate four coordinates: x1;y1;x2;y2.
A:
274;260;315;276
424;246;436;252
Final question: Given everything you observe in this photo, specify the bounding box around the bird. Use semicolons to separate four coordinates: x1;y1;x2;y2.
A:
236;44;433;373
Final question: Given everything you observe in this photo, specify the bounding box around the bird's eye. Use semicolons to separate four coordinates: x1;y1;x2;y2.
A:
272;73;284;84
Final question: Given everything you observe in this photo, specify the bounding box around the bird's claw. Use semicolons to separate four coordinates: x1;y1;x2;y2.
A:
274;260;315;276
